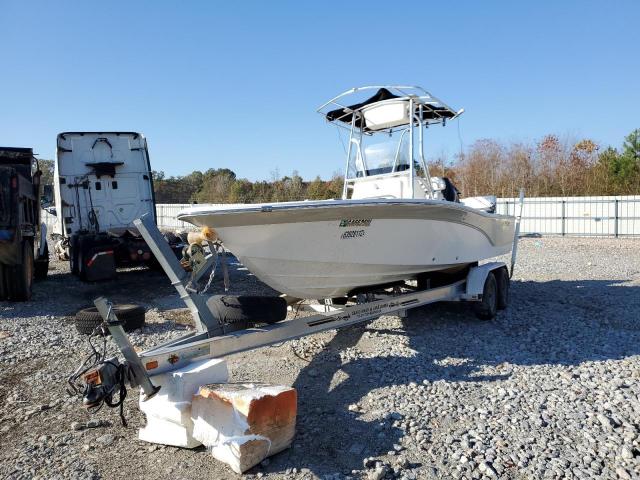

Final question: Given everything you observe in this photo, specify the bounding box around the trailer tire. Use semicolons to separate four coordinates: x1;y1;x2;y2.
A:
208;295;287;325
75;303;146;335
12;242;34;301
473;272;497;320
34;242;49;281
495;267;509;310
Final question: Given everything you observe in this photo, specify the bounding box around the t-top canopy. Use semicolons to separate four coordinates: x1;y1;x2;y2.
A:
319;86;460;132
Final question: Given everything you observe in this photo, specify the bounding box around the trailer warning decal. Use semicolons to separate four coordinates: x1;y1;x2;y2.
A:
307;300;404;327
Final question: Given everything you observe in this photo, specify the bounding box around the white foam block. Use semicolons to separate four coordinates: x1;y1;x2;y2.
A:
192;383;297;473
138;416;201;449
138;357;228;448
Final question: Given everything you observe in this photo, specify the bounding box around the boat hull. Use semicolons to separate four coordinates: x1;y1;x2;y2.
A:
178;200;515;299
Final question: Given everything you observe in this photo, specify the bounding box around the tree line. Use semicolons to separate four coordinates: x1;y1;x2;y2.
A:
154;129;638;203
451;129;640;198
152;168;345;204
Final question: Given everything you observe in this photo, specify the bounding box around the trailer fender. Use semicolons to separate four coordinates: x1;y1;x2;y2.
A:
460;262;507;302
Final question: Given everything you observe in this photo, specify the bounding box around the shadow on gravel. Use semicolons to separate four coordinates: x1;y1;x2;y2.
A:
282;278;640;477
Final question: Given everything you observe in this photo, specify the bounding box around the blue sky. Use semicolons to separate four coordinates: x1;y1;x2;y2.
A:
1;1;638;181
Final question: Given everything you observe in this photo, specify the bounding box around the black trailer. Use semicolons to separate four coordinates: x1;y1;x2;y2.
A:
0;147;49;300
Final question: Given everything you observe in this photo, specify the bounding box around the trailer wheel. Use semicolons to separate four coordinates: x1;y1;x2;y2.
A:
495;267;509;310
75;303;146;335
208;295;287;325
12;242;34;301
34;242;49;281
473;272;497;320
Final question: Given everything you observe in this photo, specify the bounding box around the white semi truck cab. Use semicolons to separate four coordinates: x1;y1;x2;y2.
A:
53;132;162;280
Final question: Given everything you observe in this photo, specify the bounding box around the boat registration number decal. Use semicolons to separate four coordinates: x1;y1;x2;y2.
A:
339;219;371;227
341;229;365;239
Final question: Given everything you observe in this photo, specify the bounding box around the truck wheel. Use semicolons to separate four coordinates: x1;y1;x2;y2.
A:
77;237;90;281
75;303;146;335
70;237;79;275
473;272;497;320
13;242;34;301
5;263;17;299
1;264;12;299
34;242;49;281
0;264;6;300
495;267;509;310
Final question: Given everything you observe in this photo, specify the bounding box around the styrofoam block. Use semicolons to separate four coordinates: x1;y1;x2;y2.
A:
140;399;192;426
138;416;201;449
138;357;228;448
148;357;229;403
140;357;228;423
192;383;297;473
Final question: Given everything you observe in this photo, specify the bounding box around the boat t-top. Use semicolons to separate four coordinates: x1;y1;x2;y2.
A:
178;86;516;300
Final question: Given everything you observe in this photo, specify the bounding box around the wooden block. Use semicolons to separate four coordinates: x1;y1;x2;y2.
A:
191;383;297;473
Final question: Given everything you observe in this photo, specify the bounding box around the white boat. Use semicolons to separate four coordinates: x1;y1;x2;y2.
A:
178;86;515;299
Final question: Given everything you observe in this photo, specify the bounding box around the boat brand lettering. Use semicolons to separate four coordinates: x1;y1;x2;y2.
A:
341;230;365;239
339;219;372;227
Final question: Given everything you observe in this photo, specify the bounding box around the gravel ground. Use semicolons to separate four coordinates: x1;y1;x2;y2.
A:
0;237;639;480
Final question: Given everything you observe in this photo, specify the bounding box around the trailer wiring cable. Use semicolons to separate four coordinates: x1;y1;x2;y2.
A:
67;326;108;397
67;325;129;426
103;363;129;427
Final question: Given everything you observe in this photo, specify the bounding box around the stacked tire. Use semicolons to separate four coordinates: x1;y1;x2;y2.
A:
74;303;146;335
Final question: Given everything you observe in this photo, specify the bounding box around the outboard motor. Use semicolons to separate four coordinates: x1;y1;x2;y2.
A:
442;177;460;203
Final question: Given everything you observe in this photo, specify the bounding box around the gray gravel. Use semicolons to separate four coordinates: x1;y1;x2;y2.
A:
0;237;639;479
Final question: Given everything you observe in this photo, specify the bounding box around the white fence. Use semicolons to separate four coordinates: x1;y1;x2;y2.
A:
41;196;640;237
497;195;640;237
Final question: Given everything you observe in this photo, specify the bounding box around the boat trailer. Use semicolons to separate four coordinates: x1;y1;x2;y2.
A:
73;188;524;408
